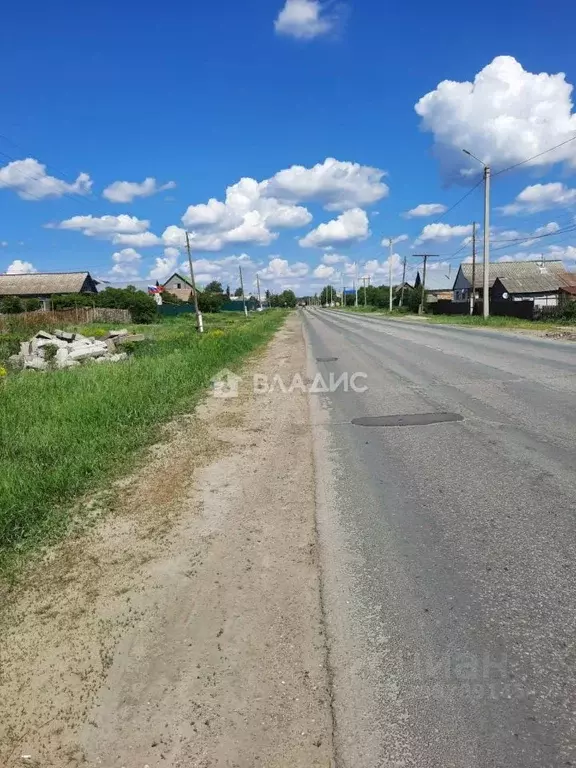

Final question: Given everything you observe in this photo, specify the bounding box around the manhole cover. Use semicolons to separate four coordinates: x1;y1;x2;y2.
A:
316;357;339;362
351;412;463;427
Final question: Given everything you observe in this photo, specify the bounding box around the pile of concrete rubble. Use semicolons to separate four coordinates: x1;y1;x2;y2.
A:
8;328;145;371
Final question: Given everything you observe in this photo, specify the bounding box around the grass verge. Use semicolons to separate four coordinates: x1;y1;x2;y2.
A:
0;311;287;572
337;306;576;332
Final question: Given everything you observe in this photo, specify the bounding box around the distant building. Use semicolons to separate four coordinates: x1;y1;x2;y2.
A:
426;288;453;303
162;272;194;302
453;260;576;307
0;271;99;310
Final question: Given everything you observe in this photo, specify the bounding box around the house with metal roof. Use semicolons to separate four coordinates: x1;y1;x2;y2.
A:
453;260;576;307
161;272;195;302
0;272;99;309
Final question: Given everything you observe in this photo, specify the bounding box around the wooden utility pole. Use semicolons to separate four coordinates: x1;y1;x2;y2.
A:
470;221;477;315
185;231;203;333
388;238;394;312
414;254;436;315
399;255;407;307
256;273;262;308
239;266;248;317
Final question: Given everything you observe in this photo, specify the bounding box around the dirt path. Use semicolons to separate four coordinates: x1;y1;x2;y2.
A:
0;314;333;768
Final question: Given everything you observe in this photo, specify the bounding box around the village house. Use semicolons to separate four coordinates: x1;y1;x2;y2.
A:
452;260;576;308
162;272;194;302
0;271;99;310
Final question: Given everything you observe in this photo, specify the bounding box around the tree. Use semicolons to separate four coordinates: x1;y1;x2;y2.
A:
96;287;158;323
0;296;24;314
225;285;231;299
265;289;271;301
198;291;224;313
279;289;297;308
320;285;337;305
161;290;184;305
406;286;423;313
23;298;42;312
234;286;243;297
205;280;224;294
414;271;422;289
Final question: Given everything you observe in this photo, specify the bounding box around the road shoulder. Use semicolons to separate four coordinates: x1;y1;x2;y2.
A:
0;313;333;768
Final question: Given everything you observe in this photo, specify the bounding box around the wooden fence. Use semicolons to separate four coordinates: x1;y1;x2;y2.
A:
0;307;131;329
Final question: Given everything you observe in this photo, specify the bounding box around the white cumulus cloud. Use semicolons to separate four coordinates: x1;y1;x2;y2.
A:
274;0;342;39
264;157;388;211
180;176;312;251
259;257;309;280
0;158;92;200
313;264;335;279
54;214;150;237
112;231;163;248
5;259;37;274
299;208;369;248
322;253;347;264
103;177;176;203
404;203;447;218
499;183;576;214
148;247;180;282
416;222;473;243
381;234;409;246
111;248;142;278
415;56;576;178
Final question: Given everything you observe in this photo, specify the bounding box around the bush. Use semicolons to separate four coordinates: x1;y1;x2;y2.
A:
51;288;158;324
0;296;24;314
162;290;184;306
198;292;224;313
23;298;42;312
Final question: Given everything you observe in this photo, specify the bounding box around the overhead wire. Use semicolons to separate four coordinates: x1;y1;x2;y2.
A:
492;134;576;177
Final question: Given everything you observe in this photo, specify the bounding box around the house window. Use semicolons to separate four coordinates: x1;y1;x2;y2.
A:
177;283;181;289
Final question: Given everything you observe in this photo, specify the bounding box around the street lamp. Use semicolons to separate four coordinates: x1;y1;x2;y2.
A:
463;149;491;318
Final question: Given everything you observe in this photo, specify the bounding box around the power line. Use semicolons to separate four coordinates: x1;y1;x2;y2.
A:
493;134;576;177
435;177;484;222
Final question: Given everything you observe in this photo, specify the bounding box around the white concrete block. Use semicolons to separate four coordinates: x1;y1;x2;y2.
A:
37;338;68;349
55;348;70;368
24;357;48;371
68;346;107;361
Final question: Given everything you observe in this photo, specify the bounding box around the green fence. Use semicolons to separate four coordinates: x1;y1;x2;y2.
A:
159;301;261;317
159;305;195;316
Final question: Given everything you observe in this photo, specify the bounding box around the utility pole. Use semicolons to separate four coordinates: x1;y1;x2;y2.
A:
399;255;407;307
355;263;359;307
185;231;203;333
341;272;345;307
256;273;262;308
362;277;367;307
463;149;490;318
239;265;248;317
413;254;436;315
483;165;491;318
470;222;477;316
388;238;394;312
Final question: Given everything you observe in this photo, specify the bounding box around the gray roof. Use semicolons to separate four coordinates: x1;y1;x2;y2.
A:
459;260;576;293
0;272;97;296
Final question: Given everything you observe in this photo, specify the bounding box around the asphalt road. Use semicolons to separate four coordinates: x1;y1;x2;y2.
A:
302;309;576;768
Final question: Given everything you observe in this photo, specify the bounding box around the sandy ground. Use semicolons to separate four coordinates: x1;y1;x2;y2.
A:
0;314;333;768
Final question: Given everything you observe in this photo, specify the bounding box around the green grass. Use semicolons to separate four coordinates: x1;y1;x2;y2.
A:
0;311;287;570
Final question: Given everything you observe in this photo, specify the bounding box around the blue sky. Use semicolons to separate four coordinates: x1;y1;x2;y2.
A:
2;0;576;294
